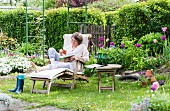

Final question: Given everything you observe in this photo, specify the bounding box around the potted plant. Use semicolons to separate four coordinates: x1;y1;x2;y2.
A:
138;71;148;86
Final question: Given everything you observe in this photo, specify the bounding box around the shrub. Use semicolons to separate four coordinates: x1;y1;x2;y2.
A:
0;32;17;50
55;0;99;8
114;0;170;41
138;32;163;56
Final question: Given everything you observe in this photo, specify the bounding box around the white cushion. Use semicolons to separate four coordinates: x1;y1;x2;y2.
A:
63;34;91;49
27;68;74;80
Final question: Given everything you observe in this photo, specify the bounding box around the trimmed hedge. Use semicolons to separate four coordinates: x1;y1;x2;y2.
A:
0;0;169;52
113;0;170;44
0;8;105;51
45;8;106;50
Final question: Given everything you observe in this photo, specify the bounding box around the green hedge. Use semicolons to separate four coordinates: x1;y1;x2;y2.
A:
0;8;105;51
113;0;170;44
45;8;105;50
0;0;170;52
0;8;41;44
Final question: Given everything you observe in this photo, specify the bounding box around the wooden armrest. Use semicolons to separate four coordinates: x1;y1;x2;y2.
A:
75;59;85;64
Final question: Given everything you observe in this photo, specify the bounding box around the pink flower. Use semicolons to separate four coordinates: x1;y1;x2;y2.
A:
98;43;103;47
151;82;159;91
135;43;141;48
110;42;114;45
99;37;104;42
153;39;157;44
162;27;167;32
162;36;166;41
120;44;124;48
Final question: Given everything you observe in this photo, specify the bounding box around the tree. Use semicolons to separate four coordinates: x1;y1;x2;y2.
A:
55;0;100;7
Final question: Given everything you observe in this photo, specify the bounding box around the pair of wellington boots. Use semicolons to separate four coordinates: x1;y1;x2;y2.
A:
8;74;24;94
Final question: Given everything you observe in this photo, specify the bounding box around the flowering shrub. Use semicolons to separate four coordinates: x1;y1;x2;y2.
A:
0;55;31;75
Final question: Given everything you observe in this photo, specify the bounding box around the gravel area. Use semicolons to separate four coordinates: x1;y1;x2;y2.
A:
8;98;70;111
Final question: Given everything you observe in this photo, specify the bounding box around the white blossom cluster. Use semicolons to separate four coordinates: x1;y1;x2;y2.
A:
0;55;31;75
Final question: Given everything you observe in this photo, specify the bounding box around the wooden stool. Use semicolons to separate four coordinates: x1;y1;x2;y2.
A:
96;64;121;93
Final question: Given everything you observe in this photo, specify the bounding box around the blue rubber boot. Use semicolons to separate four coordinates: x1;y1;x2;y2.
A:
15;74;25;94
8;75;19;92
15;79;24;94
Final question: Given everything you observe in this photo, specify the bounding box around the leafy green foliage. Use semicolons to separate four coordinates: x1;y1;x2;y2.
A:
0;32;17;50
114;0;170;42
138;32;163;56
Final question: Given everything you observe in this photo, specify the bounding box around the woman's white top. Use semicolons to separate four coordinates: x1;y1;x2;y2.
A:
64;44;89;62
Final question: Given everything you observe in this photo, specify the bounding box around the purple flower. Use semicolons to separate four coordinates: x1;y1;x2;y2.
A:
110;42;114;45
162;27;167;32
135;43;141;48
8;53;14;56
120;44;124;48
158;80;165;86
162;36;166;41
98;43;103;47
138;71;146;75
99;37;104;42
151;82;159;91
151;85;156;91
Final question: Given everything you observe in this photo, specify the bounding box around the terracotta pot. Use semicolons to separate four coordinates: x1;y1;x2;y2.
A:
141;81;147;86
151;76;156;83
146;70;152;77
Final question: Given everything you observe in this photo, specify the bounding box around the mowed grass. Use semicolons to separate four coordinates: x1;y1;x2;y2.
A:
0;74;169;111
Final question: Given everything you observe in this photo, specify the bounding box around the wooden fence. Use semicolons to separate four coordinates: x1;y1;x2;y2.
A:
80;25;116;55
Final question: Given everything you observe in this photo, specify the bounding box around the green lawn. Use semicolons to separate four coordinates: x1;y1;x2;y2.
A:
0;74;169;111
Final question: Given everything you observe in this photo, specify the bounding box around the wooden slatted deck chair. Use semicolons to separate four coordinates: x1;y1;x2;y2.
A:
27;34;92;95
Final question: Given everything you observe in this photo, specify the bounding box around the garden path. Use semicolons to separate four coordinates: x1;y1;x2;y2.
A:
9;98;71;111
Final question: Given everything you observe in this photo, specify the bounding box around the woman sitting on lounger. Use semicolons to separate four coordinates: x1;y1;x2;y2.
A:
32;32;89;72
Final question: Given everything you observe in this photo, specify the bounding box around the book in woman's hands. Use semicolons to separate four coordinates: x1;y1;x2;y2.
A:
60;54;74;62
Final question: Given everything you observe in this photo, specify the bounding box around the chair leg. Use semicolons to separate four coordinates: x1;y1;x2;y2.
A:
71;75;76;89
31;80;36;93
43;81;46;88
47;81;52;95
77;75;89;83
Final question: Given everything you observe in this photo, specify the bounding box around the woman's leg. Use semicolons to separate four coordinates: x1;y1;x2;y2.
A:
31;62;49;73
48;47;60;63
